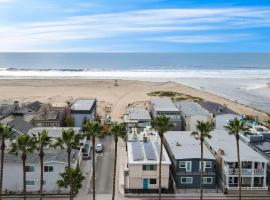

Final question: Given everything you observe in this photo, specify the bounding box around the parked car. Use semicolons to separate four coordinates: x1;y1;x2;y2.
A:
95;143;104;153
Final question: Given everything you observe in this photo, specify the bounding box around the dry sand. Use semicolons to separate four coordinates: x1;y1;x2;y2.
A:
0;79;268;121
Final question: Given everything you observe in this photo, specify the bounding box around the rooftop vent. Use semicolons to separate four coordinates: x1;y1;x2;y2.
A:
176;142;181;146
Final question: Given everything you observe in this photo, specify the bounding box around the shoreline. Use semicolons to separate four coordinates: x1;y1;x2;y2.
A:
0;79;268;121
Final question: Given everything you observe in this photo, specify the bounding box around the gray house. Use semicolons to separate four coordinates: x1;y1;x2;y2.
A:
164;131;216;190
150;98;182;131
70;99;97;128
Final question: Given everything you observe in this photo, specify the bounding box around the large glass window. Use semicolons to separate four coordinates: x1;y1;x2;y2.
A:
142;165;157;171
179;161;192;172
149;179;156;184
203;177;213;184
44;166;54;172
26;180;35;186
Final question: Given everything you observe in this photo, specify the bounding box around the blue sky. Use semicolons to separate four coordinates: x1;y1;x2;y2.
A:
0;0;270;52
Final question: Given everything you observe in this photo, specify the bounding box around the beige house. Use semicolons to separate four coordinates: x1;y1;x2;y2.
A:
125;139;171;192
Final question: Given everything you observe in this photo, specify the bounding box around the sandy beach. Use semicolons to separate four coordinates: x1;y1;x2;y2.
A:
0;79;269;121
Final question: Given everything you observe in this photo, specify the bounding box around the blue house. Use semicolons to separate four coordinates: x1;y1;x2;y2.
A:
70;99;97;128
164;131;216;190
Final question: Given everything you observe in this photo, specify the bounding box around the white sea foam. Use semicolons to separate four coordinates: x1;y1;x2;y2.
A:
0;69;270;79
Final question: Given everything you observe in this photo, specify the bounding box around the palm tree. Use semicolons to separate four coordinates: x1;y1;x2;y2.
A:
191;121;214;200
83;120;103;200
224;118;249;200
54;128;81;200
151;115;174;200
0;123;13;200
57;167;85;195
110;122;126;200
10;134;36;200
32;130;52;200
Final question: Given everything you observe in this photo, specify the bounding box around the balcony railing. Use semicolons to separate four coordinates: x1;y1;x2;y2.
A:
228;168;265;175
229;168;252;175
254;169;264;175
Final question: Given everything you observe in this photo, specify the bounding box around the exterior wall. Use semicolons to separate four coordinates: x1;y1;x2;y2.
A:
127;164;170;189
2;162;74;193
71;107;96;128
172;158;216;189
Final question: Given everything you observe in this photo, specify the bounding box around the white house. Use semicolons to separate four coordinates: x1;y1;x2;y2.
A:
177;101;213;132
2;149;81;193
204;129;268;193
125;139;171;192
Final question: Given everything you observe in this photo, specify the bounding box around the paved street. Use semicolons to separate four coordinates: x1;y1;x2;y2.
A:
89;135;114;195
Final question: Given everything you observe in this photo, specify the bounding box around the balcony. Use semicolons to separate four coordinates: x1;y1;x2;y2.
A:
229;168;252;175
254;169;264;175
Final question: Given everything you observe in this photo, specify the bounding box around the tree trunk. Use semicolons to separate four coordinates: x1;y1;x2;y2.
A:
22;154;27;200
92;137;96;200
67;148;73;200
200;139;204;200
39;151;44;200
158;134;163;200
0;141;5;200
112;137;118;200
236;136;241;200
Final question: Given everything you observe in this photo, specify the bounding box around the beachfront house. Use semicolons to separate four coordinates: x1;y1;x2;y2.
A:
123;106;151;133
164;131;216;190
150;97;182;131
70;99;97;128
199;101;239;130
2;148;81;194
124;139;171;193
177;101;213;132
239;124;270;190
204;129;268;193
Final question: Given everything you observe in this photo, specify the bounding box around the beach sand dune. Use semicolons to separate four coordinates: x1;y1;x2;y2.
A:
0;79;268;121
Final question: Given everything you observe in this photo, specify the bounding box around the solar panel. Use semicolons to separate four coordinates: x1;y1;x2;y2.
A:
132;142;143;161
154;142;165;161
143;141;156;161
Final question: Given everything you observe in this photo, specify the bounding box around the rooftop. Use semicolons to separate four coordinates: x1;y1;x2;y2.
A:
127;140;171;165
151;97;179;112
8;117;34;135
205;129;268;162
4;149;79;164
28;127;81;138
177;101;210;117
253;139;270;159
199;101;237;116
124;107;151;121
70;99;96;111
164;131;215;160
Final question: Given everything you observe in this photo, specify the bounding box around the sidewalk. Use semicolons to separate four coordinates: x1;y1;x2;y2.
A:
76;159;92;200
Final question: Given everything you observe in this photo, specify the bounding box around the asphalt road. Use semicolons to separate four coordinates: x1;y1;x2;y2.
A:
89;135;114;195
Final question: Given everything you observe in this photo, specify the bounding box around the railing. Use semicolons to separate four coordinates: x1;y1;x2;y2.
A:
228;186;268;191
254;169;264;175
229;168;252;175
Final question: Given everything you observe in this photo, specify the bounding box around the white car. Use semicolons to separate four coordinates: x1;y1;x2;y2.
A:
95;143;104;153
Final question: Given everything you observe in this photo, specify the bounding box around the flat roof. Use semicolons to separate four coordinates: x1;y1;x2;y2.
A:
151;97;179;112
177;101;210;117
127;140;171;165
4;149;79;164
199;101;237;116
124;107;151;121
205;129;268;162
164;131;215;160
28;127;81;138
70;99;96;111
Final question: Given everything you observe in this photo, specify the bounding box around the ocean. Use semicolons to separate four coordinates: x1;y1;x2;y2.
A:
0;53;270;113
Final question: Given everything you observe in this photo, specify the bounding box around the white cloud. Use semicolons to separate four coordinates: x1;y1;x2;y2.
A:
0;7;269;51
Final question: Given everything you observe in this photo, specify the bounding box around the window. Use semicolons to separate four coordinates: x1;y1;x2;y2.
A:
181;177;193;184
179;161;192;172
205;161;212;168
142;165;157;171
25;166;35;172
149;179;156;184
203;177;213;184
44;166;53;172
26;180;35;186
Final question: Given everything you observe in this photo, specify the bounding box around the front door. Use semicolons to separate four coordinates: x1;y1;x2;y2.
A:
143;178;148;189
